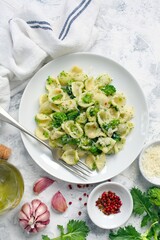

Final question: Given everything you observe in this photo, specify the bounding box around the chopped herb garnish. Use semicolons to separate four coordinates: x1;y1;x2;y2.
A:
100;84;116;96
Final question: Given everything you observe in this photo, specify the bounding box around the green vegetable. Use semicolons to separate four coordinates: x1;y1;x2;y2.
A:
100;84;116;96
147;187;160;206
42;219;90;240
59;70;67;77
89;106;99;116
52;94;63;102
109;187;160;240
112;132;121;142
66;110;80;120
46;76;53;85
103;119;120;132
109;226;142;240
89;145;102;155
52;112;67;128
59;134;79;145
110;103;119;111
43;131;49;138
62;84;74;99
82;93;93;104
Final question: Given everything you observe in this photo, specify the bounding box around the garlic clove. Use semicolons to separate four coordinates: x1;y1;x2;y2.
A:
36;210;50;222
19;219;28;229
18;199;50;233
18;210;29;221
51;191;68;213
31;199;41;215
35;202;48;219
21;203;31;219
35;222;48;232
33;177;54;194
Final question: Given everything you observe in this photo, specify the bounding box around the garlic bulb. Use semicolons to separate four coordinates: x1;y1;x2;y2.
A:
18;199;50;233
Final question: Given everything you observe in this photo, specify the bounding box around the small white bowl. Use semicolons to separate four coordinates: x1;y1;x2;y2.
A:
87;182;133;229
139;140;160;186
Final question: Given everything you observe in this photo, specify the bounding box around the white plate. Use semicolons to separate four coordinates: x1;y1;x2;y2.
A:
19;52;148;184
87;182;133;229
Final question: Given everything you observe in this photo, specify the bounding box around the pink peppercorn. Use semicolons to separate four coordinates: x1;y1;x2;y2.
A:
95;191;122;215
78;211;82;216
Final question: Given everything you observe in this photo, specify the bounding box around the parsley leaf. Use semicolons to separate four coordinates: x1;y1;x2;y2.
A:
131;188;158;227
109;187;160;240
42;220;90;240
42;236;51;240
109;226;142;240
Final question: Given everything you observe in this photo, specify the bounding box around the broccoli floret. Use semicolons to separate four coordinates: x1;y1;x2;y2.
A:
66;110;80;121
112;132;121;142
147;187;160;206
52;94;63;102
89;145;102;155
59;134;79;145
62;84;74;99
46;76;53;85
89;106;99;117
100;84;116;96
82;93;93;104
102;119;120;132
52;112;67;128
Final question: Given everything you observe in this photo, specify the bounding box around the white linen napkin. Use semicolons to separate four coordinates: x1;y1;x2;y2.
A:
0;0;99;110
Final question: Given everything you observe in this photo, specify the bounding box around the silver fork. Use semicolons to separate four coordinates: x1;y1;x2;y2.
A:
0;106;92;180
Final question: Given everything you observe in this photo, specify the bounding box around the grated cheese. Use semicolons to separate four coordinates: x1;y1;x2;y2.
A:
141;145;160;178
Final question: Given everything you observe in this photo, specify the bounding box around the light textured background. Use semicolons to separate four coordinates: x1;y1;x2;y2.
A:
0;0;160;239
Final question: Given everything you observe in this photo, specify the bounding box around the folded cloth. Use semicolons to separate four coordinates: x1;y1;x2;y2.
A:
0;0;99;110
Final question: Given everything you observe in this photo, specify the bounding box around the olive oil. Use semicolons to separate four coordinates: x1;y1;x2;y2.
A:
0;160;24;215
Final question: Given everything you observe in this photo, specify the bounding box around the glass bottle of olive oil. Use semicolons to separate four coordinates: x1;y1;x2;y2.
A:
0;160;24;215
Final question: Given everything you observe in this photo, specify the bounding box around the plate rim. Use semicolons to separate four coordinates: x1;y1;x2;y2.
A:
19;52;149;184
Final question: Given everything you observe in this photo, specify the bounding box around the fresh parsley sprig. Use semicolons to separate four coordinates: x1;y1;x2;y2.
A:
109;187;160;240
42;220;90;240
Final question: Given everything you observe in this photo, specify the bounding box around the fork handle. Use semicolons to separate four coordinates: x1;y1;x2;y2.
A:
0;106;51;151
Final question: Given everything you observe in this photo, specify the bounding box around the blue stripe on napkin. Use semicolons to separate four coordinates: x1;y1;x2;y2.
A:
30;25;53;31
27;20;52;31
27;20;51;26
60;0;92;40
58;0;87;39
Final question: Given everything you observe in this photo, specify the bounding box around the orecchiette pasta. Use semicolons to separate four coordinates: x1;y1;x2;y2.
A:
35;66;134;171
